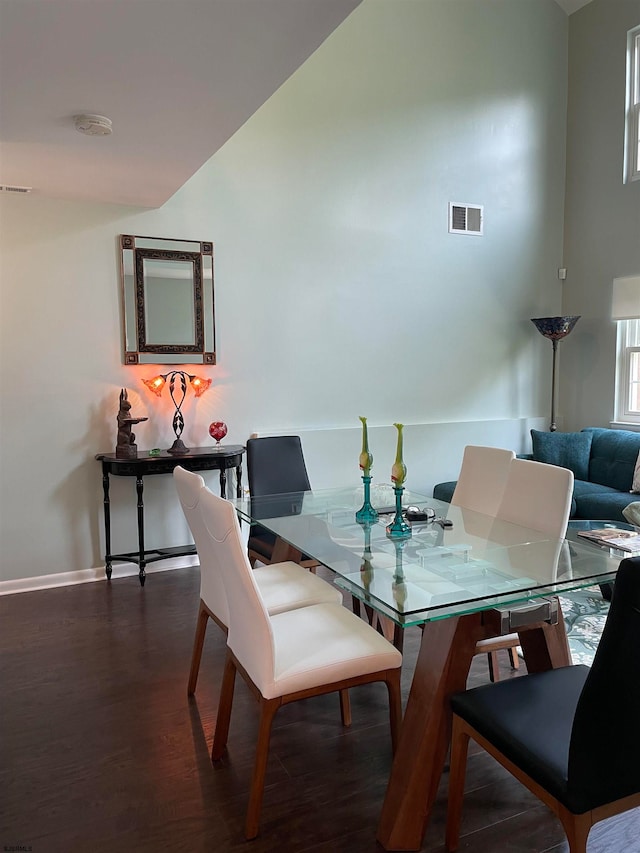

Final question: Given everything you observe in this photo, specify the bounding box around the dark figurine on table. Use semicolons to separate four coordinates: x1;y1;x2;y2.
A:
116;388;148;459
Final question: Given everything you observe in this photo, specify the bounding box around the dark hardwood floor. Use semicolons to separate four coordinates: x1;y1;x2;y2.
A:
1;566;638;853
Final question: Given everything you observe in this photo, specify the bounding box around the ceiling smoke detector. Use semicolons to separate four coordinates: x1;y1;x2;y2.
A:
74;114;113;136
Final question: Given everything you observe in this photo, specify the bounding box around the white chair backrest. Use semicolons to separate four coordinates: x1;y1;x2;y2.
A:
173;466;230;627
451;446;516;516
198;487;275;690
495;457;573;538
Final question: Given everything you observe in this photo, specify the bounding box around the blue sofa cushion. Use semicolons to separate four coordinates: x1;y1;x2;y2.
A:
582;428;640;492
531;429;592;481
572;484;639;523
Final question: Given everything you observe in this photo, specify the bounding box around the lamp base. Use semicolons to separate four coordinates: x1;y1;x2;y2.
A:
167;438;190;455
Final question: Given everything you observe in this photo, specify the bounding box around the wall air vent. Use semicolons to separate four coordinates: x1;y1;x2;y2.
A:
448;202;483;235
0;185;33;194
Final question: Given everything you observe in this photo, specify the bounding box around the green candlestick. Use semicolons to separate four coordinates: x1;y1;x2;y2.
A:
359;416;373;477
391;422;406;487
386;485;412;540
360;522;374;592
356;475;379;524
392;539;408;609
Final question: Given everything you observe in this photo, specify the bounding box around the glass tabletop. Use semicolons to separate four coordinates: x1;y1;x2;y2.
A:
231;488;623;627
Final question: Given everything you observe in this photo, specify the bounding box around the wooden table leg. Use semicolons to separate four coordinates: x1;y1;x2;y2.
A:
270;537;304;564
377;613;483;851
518;599;571;672
376;602;571;851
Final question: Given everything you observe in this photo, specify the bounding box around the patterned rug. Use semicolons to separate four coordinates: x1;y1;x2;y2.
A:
559;586;610;666
516;587;609;667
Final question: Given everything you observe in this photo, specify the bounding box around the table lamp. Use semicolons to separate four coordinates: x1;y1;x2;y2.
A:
143;370;211;454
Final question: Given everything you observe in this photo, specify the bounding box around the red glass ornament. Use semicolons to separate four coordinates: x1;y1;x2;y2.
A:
208;421;228;445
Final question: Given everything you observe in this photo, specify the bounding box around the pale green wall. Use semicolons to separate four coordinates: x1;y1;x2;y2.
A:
0;0;568;585
562;0;640;429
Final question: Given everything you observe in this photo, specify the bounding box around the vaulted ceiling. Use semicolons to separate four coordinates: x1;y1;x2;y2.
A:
0;0;593;209
0;0;363;207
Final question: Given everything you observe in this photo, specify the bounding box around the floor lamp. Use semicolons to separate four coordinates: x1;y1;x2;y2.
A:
531;316;580;432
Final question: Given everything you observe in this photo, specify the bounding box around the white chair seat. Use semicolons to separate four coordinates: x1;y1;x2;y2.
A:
255;561;342;613
259;602;403;699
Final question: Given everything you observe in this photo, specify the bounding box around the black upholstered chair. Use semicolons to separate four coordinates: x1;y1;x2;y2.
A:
246;436;320;571
446;556;640;853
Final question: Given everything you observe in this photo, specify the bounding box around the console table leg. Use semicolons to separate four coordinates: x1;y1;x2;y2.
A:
136;475;146;587
235;462;243;499
219;469;227;499
101;466;113;580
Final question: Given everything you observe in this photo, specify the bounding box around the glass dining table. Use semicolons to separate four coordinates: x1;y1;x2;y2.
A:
230;486;625;851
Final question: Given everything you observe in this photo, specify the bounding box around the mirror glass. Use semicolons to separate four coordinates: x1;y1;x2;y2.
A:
119;235;216;365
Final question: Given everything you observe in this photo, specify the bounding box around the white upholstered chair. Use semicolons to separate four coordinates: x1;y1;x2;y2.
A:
474;457;574;680
449;447;518;677
494;457;573;537
197;486;403;840
450;445;516;516
173;466;343;695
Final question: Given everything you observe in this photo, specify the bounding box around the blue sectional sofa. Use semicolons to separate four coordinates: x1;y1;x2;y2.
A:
433;427;640;524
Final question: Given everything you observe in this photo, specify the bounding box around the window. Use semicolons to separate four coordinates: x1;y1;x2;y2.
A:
625;25;640;182
613;276;640;426
615;319;640;425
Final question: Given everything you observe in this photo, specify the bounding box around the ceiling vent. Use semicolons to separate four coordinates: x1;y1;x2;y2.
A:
0;185;32;194
74;114;113;136
449;202;483;236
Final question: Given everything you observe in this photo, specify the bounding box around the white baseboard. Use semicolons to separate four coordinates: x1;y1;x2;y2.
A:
0;555;199;597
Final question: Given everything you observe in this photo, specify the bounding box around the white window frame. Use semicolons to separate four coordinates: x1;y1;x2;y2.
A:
615;319;640;425
625;26;640;183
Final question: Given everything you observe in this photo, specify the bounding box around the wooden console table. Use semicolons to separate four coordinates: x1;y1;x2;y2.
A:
95;446;245;586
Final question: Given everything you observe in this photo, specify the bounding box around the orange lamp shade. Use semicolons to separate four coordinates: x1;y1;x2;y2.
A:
142;375;166;396
190;376;212;397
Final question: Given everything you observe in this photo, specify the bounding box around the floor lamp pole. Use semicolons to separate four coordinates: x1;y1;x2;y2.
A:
530;316;581;434
550;338;558;432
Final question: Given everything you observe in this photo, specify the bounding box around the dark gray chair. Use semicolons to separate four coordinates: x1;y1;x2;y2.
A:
246;436;320;571
446;556;640;853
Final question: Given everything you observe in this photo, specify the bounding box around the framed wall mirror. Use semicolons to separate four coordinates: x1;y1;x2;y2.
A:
119;235;216;365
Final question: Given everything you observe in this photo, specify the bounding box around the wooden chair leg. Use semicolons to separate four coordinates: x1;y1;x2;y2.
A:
561;811;592;853
386;669;403;754
187;602;209;695
377;615;397;643
339;689;352;727
393;624;404;653
245;697;281;840
211;653;237;762
508;646;520;670
445;716;471;852
381;619;405;653
487;651;500;682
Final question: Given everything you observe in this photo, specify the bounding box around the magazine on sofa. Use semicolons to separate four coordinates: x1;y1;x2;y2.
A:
577;527;640;553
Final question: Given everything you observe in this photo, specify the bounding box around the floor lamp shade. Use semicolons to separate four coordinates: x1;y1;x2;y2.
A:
531;316;580;432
